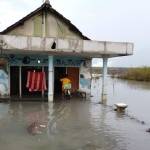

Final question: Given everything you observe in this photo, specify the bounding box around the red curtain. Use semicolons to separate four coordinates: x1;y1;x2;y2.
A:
26;71;47;92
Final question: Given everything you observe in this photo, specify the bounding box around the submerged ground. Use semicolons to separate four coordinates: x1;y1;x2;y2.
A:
0;77;150;150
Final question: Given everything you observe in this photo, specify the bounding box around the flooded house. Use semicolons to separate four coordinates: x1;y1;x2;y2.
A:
0;0;133;102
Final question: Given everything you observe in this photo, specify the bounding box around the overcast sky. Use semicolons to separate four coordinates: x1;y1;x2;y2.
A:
0;0;150;67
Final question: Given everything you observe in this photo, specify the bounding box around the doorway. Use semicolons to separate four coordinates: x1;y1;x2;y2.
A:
54;67;66;95
21;66;43;98
67;67;79;92
10;66;48;100
54;67;79;97
10;66;20;97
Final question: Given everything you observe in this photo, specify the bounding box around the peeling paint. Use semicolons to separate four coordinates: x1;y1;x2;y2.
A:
0;35;134;57
0;69;9;97
79;60;92;95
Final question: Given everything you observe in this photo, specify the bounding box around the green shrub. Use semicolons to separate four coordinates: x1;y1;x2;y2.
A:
119;67;150;82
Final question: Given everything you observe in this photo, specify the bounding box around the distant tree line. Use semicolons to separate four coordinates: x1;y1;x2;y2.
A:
117;67;150;82
91;67;127;75
92;67;150;82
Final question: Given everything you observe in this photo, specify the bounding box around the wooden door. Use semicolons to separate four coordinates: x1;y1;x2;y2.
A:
67;67;79;92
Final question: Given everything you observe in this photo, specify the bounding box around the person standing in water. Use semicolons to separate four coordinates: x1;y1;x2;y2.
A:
60;74;72;98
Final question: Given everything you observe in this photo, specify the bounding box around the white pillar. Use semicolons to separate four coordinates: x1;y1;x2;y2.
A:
8;65;10;98
48;56;54;102
19;66;22;99
42;66;44;98
101;57;108;104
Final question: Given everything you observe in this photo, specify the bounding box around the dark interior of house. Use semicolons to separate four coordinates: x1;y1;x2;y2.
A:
10;66;48;100
10;66;19;97
54;67;66;96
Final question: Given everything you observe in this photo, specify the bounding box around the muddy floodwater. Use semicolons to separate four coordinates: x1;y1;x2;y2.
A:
0;77;150;150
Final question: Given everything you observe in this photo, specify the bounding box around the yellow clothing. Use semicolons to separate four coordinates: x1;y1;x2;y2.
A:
60;78;71;85
60;78;71;90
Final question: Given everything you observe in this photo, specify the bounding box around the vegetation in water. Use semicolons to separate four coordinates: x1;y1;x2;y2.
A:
118;67;150;82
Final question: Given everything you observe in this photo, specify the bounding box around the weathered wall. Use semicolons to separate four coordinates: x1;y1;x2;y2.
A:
79;59;92;97
7;17;34;36
0;60;9;98
7;12;81;39
0;35;134;57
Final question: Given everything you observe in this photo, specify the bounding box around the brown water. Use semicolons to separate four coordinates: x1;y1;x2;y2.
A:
0;78;150;150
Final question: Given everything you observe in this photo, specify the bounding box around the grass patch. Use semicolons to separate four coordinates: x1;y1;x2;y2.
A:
119;67;150;81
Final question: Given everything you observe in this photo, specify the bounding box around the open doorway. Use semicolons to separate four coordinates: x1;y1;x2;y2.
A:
21;66;42;98
67;67;79;93
10;66;20;98
54;67;66;96
54;67;79;98
10;66;48;100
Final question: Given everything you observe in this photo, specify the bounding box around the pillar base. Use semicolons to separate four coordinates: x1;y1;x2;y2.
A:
48;94;54;102
101;93;107;105
101;57;108;105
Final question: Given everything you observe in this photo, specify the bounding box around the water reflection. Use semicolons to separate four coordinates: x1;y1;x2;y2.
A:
89;103;126;150
0;101;130;150
91;77;150;125
0;76;150;150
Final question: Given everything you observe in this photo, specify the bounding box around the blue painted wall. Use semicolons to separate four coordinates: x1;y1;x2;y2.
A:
0;54;91;98
7;54;84;67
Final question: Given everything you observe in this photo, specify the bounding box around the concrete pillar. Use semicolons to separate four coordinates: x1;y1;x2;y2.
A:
101;57;108;104
47;102;54;136
42;66;45;99
19;66;22;99
8;65;10;98
48;56;54;102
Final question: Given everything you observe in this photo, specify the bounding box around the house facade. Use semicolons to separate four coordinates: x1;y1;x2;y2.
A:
0;1;134;102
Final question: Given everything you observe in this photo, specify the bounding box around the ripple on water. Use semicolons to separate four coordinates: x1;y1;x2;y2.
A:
0;95;149;150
